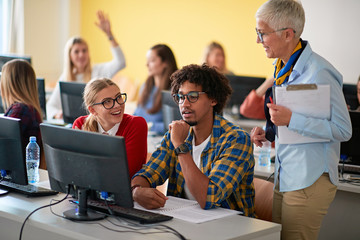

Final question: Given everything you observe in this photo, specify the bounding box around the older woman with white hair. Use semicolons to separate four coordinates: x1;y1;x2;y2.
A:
250;0;352;239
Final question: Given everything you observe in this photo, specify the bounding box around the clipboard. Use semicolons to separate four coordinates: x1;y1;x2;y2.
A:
274;84;330;144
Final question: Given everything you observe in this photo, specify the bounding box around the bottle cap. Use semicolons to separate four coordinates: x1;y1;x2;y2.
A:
29;136;37;142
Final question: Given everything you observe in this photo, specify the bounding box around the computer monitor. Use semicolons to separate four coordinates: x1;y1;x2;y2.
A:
59;81;88;124
161;90;182;131
40;123;133;221
225;74;265;112
37;78;47;120
0;54;31;69
343;83;359;111
340;111;360;171
0;116;27;186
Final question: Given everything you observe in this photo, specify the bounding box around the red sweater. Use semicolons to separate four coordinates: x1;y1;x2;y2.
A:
239;90;266;120
72;114;148;178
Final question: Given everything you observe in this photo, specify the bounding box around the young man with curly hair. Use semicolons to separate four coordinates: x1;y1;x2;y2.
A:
131;64;255;217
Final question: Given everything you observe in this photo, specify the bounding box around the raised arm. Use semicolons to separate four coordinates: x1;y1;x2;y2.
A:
95;10;118;47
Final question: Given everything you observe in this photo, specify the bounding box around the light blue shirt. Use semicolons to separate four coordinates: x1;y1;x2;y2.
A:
274;41;352;192
133;86;165;135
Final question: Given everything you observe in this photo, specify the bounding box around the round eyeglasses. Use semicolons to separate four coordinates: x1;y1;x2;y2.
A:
92;93;127;109
172;91;206;104
255;27;295;43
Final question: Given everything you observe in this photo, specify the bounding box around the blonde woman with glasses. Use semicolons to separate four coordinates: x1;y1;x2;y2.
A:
73;78;147;178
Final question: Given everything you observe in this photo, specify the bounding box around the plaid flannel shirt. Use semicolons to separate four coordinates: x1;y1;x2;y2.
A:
134;114;255;217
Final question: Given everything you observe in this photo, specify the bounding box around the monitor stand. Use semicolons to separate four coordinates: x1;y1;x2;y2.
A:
63;188;106;221
0;188;9;195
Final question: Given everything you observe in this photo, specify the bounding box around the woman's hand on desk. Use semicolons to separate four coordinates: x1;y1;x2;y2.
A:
132;187;168;210
250;127;267;147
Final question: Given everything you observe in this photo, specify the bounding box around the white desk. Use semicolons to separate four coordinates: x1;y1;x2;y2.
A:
0;170;281;240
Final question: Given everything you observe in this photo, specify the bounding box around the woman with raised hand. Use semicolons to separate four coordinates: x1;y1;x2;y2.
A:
47;10;126;120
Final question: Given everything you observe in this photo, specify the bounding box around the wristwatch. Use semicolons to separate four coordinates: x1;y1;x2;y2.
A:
174;143;190;155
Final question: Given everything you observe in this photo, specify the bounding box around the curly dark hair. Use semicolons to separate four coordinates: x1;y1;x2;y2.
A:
170;64;232;114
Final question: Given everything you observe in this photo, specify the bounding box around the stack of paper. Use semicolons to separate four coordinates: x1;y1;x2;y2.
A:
134;196;241;224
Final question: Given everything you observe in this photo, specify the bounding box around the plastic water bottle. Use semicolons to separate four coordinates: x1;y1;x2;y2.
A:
258;140;271;166
26;136;40;184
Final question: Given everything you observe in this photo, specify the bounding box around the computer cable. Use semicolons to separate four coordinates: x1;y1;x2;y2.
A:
74;216;187;239
19;192;69;240
103;200;186;240
266;171;275;181
51;195;187;239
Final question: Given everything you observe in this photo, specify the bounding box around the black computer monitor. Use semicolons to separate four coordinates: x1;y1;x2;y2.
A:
161;90;182;131
340;111;360;170
37;78;47;120
343;83;359;111
40;123;133;221
225;74;266;110
59;81;88;124
0;54;31;69
0;116;27;186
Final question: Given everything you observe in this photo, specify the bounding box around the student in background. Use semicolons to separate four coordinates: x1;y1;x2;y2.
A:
239;77;274;119
132;64;255;217
73;78;147;178
250;0;352;239
0;59;46;169
133;44;178;135
202;41;233;75
47;10;126;120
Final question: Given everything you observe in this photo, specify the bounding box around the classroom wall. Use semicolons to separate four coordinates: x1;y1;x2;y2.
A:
20;0;360;88
22;0;80;85
80;0;273;85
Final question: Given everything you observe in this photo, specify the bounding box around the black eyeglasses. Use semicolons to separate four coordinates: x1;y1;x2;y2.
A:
255;27;296;43
92;93;127;109
172;91;206;104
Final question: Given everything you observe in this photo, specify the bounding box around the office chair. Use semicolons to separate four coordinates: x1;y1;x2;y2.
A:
161;90;182;131
254;177;274;222
59;82;87;124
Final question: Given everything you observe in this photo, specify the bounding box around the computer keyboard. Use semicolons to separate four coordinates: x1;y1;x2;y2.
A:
87;199;173;224
0;181;58;197
338;163;360;174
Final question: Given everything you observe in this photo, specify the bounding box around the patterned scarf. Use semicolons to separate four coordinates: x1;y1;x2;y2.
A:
264;40;305;142
274;41;303;86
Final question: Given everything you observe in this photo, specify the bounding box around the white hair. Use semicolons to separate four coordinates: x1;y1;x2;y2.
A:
256;0;305;38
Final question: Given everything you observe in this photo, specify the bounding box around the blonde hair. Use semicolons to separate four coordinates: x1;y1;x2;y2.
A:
201;41;229;74
82;78;119;132
0;59;42;120
63;37;92;82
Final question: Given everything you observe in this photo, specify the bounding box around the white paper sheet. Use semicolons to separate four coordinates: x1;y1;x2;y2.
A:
275;84;330;144
134;196;241;224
